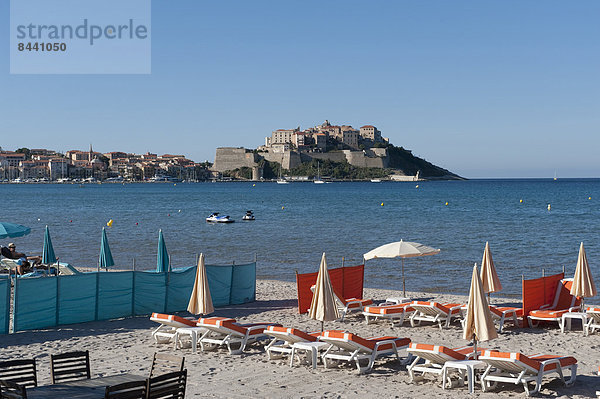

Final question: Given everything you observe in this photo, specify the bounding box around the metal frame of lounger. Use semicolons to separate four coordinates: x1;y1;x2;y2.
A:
409;302;463;329
363;303;414;327
490;306;520;333
479;350;577;396
407;344;477;383
149;313;198;344
198;318;279;355
319;331;411;374
527;278;580;328
585;307;600;336
263;326;319;360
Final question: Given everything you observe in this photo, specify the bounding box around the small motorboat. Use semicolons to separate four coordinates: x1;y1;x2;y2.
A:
242;210;255;221
206;212;235;223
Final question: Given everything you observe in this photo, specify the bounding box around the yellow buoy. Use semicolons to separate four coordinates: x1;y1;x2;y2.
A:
381;202;384;206
589;197;592;200
253;184;256;187
415;185;419;188
445;202;449;206
547;204;551;211
174;183;176;186
520;199;523;203
107;219;113;227
281;206;285;210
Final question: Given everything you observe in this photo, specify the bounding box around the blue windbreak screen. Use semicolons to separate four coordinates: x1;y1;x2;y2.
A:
0;278;9;334
10;262;256;333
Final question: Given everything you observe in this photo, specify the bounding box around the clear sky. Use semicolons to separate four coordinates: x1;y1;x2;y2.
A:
1;1;599;178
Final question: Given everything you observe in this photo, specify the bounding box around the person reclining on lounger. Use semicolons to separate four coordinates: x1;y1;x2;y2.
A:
1;243;41;275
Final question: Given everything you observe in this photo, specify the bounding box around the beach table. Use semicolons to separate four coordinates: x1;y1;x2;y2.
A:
27;373;146;398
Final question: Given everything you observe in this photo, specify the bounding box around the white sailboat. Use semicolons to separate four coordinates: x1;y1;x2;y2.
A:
276;162;289;184
314;161;324;184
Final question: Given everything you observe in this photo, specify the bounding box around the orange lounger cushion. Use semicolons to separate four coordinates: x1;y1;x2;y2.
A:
265;326;319;342
344;298;374;308
408;343;474;361
363;303;413;315
587;306;600;312
150;313;197;328
322;330;410;351
411;301;462;314
199;317;280;336
529;309;570;319
481;351;577;372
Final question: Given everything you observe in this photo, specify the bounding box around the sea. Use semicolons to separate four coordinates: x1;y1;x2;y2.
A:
2;179;599;298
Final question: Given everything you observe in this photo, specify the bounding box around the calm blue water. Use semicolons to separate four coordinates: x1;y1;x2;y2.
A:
2;180;599;298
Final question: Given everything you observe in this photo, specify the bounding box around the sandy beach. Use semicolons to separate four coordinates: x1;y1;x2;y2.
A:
2;279;599;398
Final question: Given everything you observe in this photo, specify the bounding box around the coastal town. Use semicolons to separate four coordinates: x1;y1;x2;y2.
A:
0;120;458;182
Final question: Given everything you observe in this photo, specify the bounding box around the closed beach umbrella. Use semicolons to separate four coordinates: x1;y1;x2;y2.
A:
463;263;497;357
309;253;339;329
99;227;115;269
363;240;440;297
187;253;214;315
156;229;170;273
0;222;31;239
570;242;596;310
42;225;57;264
480;242;502;296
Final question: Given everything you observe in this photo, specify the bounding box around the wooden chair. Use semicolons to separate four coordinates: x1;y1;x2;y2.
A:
104;380;147;399
0;379;27;399
147;370;187;399
0;359;37;388
149;353;184;378
50;350;91;384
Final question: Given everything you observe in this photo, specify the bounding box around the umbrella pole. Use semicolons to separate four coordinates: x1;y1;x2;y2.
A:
402;258;406;297
473;337;478;360
321;321;324;332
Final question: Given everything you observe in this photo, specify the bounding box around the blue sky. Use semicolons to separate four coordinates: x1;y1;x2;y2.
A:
1;1;599;178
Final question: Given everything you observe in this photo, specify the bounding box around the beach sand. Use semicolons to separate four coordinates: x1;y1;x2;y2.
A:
2;279;599;398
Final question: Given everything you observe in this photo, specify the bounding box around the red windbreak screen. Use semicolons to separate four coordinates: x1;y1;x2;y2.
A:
296;264;365;314
521;272;564;317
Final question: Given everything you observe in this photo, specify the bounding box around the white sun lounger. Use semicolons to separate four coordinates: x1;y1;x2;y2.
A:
197;317;281;355
319;330;410;374
409;301;463;329
150;313;198;344
263;326;321;363
362;302;414;326
479;350;577;396
407;343;480;383
585;306;600;336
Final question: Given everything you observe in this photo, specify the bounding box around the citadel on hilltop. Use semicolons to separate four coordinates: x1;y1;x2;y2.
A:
213;120;461;180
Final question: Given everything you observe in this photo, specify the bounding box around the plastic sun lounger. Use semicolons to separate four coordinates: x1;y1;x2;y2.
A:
319;330;411;374
489;306;521;332
197;317;281;355
263;326;320;361
362;302;415;326
527;278;581;328
332;288;373;321
407;343;480;383
585;306;600;336
479;350;577;396
150;313;198;344
409;301;463;329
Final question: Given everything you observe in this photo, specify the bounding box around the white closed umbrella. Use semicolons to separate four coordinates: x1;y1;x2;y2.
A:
187;253;214;315
364;240;440;296
570;242;596;311
308;253;339;330
463;263;497;358
480;242;502;301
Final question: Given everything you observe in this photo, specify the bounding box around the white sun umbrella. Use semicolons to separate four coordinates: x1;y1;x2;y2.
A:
570;242;596;311
187;253;214;315
480;242;502;302
308;253;340;331
463;263;497;358
363;240;440;297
